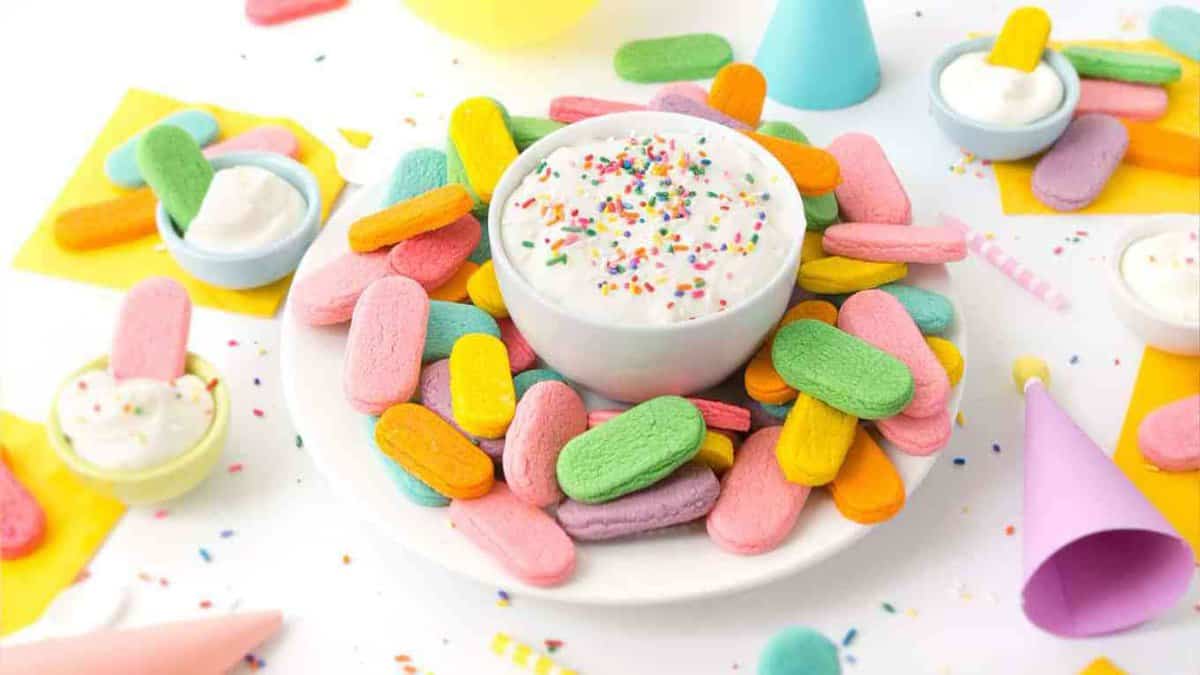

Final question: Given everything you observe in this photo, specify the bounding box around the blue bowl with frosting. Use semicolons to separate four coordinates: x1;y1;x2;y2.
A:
155;151;321;290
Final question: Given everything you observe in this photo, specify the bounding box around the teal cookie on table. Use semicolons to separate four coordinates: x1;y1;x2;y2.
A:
758;120;839;230
758;626;841;675
514;368;567;400
772;319;914;420
557;396;704;503
1150;5;1200;61
424;301;500;362
1061;46;1182;85
106;109;218;188
384;148;447;208
880;283;954;336
136;124;214;231
614;33;733;83
364;416;448;507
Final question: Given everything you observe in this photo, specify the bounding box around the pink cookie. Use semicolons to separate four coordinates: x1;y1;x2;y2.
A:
706;426;810;555
503;381;587;507
203;125;300;159
1138;394;1200;472
344;277;429;414
1;457;46;560
110;277;190;382
687;397;752;432
1076;79;1169;122
387;213;481;290
245;0;346;26
549;96;645;123
449;482;576;587
649;82;709;108
498;318;537;373
822;224;967;264
291;250;394;326
588;409;621;428
875;408;951;456
826;133;911;225
838;290;950;418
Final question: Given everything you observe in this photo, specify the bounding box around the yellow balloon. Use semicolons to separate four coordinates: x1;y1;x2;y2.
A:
404;0;598;50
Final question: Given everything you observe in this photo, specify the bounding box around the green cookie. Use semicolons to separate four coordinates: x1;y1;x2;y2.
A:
771;320;914;420
509;116;566;151
1062;46;1182;85
614;33;733;83
469;201;492;264
423;301;500;362
757;121;809;144
757;121;838;230
879;284;954;336
136;124;213;231
514;368;567;400
757;627;841;675
557;396;704;503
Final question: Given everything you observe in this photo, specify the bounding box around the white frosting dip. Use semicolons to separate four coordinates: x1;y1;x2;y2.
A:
500;132;790;325
1120;229;1200;325
939;51;1064;126
57;370;214;471
185;165;305;252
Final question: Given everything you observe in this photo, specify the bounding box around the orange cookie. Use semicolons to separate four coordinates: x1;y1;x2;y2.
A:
428;261;479;302
54;189;158;250
375;403;494;499
742;131;841;196
828;427;905;524
348;184;474;252
1120;120;1200;176
708;63;767;127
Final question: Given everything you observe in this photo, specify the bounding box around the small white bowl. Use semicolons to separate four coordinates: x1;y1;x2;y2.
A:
487;111;806;402
1107;220;1200;355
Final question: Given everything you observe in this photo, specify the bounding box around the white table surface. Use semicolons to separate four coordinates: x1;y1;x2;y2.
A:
1;0;1196;673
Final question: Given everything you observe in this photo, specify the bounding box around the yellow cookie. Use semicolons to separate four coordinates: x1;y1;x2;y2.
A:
348;184;473;252
375;403;494;499
708;62;767;128
1078;658;1127;675
776;393;858;486
694;430;735;473
450;333;516;438
467;260;509;318
925;336;964;387
987;7;1051;73
797;256;907;294
448;97;518;202
829;427;905;524
801;230;827;264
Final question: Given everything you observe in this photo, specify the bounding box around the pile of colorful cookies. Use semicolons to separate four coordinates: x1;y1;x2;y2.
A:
292;52;968;587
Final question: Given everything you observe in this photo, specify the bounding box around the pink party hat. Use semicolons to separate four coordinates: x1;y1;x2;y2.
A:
1015;357;1192;637
0;610;282;675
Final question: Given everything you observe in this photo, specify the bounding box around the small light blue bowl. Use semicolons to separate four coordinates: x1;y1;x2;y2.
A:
155;152;321;290
929;36;1080;161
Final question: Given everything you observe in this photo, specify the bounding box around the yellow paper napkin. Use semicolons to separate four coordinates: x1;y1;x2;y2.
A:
1113;348;1200;562
12;88;348;317
0;412;126;635
993;40;1199;215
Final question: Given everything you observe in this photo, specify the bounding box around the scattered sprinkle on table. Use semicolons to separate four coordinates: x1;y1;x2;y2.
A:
1005;525;1016;536
228;340;239;347
253;408;265;418
991;443;1001;453
881;602;896;613
544;638;564;653
228;462;244;473
221;529;236;538
841;627;858;647
1070;355;1080;365
295;435;304;448
955;411;966;427
154;509;169;519
952;456;966;466
342;554;352;565
199;548;212;563
199;599;213;609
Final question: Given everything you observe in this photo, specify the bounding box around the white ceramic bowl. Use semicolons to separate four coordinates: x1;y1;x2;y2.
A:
1107;219;1200;355
487;112;807;402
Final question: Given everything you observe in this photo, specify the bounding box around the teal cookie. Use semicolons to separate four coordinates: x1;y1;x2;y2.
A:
424;301;500;362
445;138;483;206
1150;6;1200;61
364;416;448;507
771;320;914;420
384;148;447;208
879;284;954;335
106;109;219;188
514;368;567;400
614;33;733;83
1062;46;1182;85
135;124;214;231
757;627;841;675
469;202;492;264
757;121;838;230
759;401;794;420
509;116;566;151
557;396;705;503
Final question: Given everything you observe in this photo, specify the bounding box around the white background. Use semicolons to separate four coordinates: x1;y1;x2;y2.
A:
1;0;1197;673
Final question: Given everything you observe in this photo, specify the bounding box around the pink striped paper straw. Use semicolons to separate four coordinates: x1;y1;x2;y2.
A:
942;214;1070;311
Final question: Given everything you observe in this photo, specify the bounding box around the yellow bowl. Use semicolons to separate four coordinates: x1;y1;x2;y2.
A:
47;353;230;505
403;0;597;49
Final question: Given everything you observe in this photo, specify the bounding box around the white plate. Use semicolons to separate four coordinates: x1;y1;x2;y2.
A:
280;179;968;605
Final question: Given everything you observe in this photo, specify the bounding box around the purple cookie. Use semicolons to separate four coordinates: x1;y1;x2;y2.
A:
649;94;750;130
1032;114;1128;212
556;463;720;541
419;360;503;459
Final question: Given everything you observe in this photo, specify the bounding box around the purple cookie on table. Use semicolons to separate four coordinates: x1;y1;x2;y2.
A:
1031;114;1128;212
556;462;720;541
419;360;504;460
649;94;750;130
